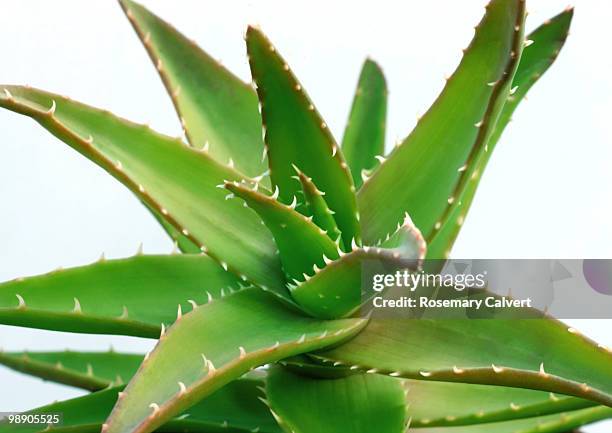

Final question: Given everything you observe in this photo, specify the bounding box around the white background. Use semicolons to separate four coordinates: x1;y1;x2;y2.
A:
0;0;610;431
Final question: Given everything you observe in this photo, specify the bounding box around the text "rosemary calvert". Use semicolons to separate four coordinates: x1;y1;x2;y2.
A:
373;296;533;309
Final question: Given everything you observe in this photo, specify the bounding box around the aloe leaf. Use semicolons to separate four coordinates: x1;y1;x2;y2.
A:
0;379;283;433
404;379;594;427
490;8;573;146
316;318;612;407
427;8;574;258
289;248;379;320
245;27;360;250
118;0;267;179
290;213;424;319
293;168;341;242
177;374;282;433
280;356;598;428
341;59;387;188
0;255;241;337
0;351;142;391
103;288;367;433
278;355;357;379
277;355;595;427
152;213;201;254
0;87;286;294
290;246;418;320
413;406;612;433
379;213;428;260
225;181;339;282
265;366;407;433
358;0;525;245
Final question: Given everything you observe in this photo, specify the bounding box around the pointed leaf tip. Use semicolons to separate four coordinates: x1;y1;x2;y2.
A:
226;181;339;282
245;26;360;251
104;289;367;433
119;0;267;178
342;58;388;189
427;5;574;258
0;85;286;295
358;0;526;249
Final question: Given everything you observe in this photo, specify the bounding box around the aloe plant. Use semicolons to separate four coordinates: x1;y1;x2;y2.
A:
0;1;610;433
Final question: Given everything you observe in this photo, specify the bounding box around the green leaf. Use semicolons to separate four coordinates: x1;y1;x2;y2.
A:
265;366;407;433
290;247;418;320
245;27;360;250
341;59;387;188
0;351;142;391
288;248;371;320
279;355;596;427
151;211;201;254
0;86;286;294
278;355;357;379
0;379;284;433
290;213;424;319
379;213;427;260
176;374;282;433
492;9;573;144
104;288;367;433
404;379;594;427
0;254;241;337
293;167;341;242
225;181;339;283
316;318;612;407
426;8;574;258
118;0;267;179
412;406;612;433
358;0;525;245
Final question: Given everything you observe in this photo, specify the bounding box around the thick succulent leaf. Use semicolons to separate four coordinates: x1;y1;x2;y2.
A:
414;406;612;433
104;288;367;433
316;318;612;407
265;366;407;433
152;212;200;254
289;248;375;320
379;213;427;260
294;168;341;242
0;87;286;295
225;181;339;282
118;0;267;179
341;59;387;188
358;0;525;245
290;247;419;320
427;8;574;258
0;351;142;391
290;213;425;319
245;27;360;250
0;254;241;337
0;380;283;433
490;8;573;146
404;379;594;427
278;355;357;379
278;355;595;427
175;374;282;433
